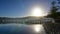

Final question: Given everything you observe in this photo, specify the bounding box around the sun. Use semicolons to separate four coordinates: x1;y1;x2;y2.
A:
32;7;43;17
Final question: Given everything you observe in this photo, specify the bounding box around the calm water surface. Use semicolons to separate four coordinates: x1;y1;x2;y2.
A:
0;23;46;34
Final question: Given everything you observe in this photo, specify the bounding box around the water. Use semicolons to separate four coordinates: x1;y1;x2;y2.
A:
0;23;46;34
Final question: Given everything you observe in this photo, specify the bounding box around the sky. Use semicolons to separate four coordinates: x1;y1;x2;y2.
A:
0;0;56;17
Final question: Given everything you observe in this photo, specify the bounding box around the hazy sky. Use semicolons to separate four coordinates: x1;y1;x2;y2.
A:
0;0;55;17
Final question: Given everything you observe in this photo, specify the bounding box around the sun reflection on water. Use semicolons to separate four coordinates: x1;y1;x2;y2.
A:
33;24;43;33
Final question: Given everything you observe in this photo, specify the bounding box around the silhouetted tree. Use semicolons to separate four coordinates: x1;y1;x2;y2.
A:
47;1;57;19
48;0;60;19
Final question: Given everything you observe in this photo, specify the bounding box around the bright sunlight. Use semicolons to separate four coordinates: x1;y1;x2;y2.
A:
32;7;44;17
34;24;42;32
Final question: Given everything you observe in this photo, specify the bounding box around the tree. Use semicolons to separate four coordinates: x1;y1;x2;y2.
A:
48;1;57;19
48;0;60;19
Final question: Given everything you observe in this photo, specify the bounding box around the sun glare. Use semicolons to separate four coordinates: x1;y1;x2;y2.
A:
34;25;42;32
32;7;44;17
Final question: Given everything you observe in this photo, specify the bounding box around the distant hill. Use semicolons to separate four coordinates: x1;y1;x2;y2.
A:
0;16;43;24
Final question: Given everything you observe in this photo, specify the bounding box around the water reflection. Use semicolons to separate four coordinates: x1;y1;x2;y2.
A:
28;24;46;34
0;24;46;34
34;24;42;32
